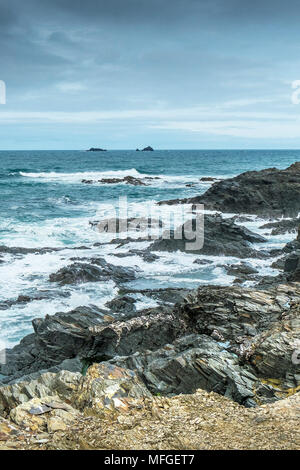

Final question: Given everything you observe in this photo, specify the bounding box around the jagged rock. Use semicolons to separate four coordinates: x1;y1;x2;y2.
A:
0;304;179;382
159;162;300;218
223;262;259;282
73;363;151;413
9;396;78;432
142;146;154;151
1;282;300;407
148;215;267;258
193;259;214;265
260;218;300;236
111;334;259;407
199;177;220;182
249;304;300;393
105;295;137;314
49;258;137;285
82;176;153;186
90;217;163;233
0;370;81;417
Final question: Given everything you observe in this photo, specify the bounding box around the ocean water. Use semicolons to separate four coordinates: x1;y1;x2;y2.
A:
0;149;299;347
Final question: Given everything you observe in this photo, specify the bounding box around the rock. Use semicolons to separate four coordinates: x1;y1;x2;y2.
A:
0;290;71;311
1;280;300;408
159;162;300;218
0;416;27;449
73;363;151;413
82;176;153;186
249;304;300;396
260;218;300;236
148;214;267;258
223;262;259;282
105;295;137;315
90;217;163;233
121;287;191;305
111;334;258;407
0;303;180;382
199;177;220;182
49;258;137;285
87;148;107;152
0;370;81;417
284;252;300;272
0;245;62;255
193;259;214;265
142;146;154;151
9;396;78;432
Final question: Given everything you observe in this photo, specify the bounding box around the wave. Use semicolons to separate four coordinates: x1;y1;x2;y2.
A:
19;169;225;188
19;168;147;181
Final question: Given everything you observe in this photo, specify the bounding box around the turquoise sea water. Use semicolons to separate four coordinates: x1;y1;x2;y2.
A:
0;149;299;346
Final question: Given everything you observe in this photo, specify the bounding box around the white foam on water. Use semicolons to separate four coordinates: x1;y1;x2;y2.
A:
19;169;223;190
0;280;117;348
1;188;297;347
20;168;144;181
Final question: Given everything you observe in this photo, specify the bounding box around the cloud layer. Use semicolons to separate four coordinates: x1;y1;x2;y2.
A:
0;0;300;148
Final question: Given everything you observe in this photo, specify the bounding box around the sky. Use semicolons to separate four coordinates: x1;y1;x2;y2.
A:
1;0;300;149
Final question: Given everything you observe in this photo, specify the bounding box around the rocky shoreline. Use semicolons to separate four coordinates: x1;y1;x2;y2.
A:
0;162;299;450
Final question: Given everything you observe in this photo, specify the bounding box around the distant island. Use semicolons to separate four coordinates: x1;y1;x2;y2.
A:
87;146;155;152
136;146;154;152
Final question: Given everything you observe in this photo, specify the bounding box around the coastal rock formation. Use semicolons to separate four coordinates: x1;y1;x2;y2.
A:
87;148;107;152
159;162;300;218
142;146;154;151
73;363;151;413
260;218;300;236
0;370;81;417
1;281;299;407
82;175;159;186
2;388;300;450
148;214;267;258
10;397;79;433
49;258;137;285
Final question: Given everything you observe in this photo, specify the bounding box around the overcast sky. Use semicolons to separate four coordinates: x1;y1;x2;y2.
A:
1;0;300;149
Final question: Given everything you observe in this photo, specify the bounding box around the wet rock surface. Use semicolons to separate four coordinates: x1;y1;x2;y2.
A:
49;258;137;285
260;218;300;235
1;280;299;408
148;214;267;258
82;175;159;186
159;162;300;218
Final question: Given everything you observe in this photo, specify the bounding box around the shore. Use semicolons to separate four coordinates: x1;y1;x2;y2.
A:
0;162;299;450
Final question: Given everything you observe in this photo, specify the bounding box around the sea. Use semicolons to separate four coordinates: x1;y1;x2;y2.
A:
0;149;299;348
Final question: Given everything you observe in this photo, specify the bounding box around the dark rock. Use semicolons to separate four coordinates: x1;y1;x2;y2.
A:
121;287;191;305
2;282;300;407
193;259;214;265
111;334;258;407
224;262;259;281
105;296;137;314
260;218;300;236
87;148;107;152
142;146;154;151
148;214;267;258
49;259;137;285
159;162;300;218
199;177;220;182
82;176;150;186
90;217;163;234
